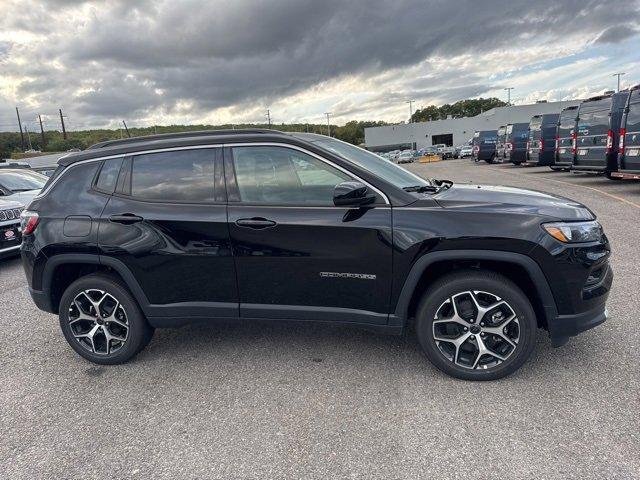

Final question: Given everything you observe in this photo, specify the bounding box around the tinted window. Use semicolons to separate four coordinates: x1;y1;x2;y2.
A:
95;158;123;193
131;150;215;202
232;146;351;205
626;102;640;131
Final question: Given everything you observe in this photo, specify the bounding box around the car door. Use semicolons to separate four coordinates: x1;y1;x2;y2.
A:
98;147;238;319
224;144;393;325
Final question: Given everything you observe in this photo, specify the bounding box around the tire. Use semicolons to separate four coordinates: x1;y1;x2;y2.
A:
485;155;495;164
59;273;155;365
415;270;537;381
549;166;562;172
511;160;522;166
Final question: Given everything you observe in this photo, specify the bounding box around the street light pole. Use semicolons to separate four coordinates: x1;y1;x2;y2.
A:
406;100;414;123
612;73;626;92
504;87;514;105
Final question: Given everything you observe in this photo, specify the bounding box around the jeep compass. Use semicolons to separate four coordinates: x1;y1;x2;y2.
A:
21;130;612;380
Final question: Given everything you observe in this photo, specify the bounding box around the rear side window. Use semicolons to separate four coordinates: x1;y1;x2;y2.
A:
130;149;216;202
626;102;640;131
95;158;123;193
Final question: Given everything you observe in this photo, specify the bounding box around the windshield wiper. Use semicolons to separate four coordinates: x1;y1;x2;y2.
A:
403;179;453;194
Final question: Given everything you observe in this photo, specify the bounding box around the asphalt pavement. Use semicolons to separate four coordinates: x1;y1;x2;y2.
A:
1;159;638;479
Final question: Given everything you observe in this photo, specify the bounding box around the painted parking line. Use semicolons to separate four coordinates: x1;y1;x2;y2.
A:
499;169;640;210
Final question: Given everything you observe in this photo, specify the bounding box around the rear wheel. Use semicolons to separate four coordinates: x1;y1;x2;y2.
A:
415;270;537;381
485;155;495;164
59;273;154;364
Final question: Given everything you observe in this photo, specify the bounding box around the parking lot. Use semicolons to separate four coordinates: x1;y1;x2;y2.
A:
1;158;639;479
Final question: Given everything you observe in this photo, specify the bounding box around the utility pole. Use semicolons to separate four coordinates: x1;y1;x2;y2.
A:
59;109;67;139
406;100;415;123
504;87;514;105
38;114;46;148
15;107;25;151
324;112;332;136
122;120;131;137
266;109;272;129
25;125;33;150
612;73;626;92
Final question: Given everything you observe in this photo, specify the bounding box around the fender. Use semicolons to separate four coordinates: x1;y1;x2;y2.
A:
389;250;558;327
40;253;151;313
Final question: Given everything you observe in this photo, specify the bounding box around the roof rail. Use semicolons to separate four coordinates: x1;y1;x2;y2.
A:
87;128;285;150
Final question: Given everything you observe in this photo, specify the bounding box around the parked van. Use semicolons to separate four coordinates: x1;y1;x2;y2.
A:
472;130;497;163
526;114;559;166
504;123;529;165
553;105;579;171
495;125;507;162
572;91;629;176
611;84;640;179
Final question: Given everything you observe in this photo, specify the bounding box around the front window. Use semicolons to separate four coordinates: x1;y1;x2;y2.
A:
294;134;429;190
0;170;47;192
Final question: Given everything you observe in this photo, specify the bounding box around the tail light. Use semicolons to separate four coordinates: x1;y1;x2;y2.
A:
554;136;559;151
571;132;577;155
619;128;626;155
506;142;513;151
606;129;614;154
539;138;544;151
472;145;479;154
20;210;39;235
526;141;530;151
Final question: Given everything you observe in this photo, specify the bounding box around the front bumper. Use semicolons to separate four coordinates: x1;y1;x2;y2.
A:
548;304;608;347
0;244;21;260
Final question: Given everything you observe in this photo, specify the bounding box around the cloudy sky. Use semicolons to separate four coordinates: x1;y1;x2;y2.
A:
1;0;639;132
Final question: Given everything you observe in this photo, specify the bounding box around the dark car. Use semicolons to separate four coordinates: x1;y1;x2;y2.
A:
526;114;559;166
495;126;507;163
611;84;640;180
553;106;579;171
572;91;630;176
20;130;612;381
1;200;24;259
504;123;529;165
472;130;497;163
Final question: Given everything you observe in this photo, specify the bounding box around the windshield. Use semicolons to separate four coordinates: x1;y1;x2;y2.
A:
293;133;430;189
0;170;47;192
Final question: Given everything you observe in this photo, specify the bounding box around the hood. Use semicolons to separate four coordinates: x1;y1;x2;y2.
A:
7;190;39;207
433;183;594;221
0;198;24;209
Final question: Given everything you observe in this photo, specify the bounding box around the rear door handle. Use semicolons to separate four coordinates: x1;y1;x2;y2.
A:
235;217;277;229
109;213;144;224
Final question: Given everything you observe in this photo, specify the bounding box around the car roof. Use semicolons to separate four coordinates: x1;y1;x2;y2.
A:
58;129;301;167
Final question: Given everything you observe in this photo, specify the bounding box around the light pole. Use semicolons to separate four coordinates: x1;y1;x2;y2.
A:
406;100;414;123
324;112;332;136
612;73;626;92
504;87;514;105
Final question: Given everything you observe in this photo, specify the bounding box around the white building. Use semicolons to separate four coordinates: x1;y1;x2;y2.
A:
364;100;582;151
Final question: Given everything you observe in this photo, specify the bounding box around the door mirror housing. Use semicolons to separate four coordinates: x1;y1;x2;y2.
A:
333;181;376;207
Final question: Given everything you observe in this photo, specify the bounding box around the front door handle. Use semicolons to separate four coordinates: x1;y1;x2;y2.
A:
109;213;144;225
235;217;277;229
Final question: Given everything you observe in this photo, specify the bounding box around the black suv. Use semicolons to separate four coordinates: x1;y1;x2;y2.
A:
21;130;612;380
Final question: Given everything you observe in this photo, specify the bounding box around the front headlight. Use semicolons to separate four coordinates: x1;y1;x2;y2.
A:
542;220;602;243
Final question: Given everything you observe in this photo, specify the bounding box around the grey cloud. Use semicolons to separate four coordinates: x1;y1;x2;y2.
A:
595;24;639;44
1;0;640;128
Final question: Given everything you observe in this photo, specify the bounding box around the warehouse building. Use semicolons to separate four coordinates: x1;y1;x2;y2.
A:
364;100;582;152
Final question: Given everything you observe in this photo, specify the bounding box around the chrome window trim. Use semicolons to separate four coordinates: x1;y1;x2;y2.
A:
35;142;390;205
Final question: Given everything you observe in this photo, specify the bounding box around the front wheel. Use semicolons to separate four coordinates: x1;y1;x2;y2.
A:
415;270;537;381
59;273;154;364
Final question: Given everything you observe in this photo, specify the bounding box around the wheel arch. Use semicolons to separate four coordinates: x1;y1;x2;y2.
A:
42;254;150;314
391;250;557;330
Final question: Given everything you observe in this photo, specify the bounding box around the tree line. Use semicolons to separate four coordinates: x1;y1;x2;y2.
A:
0;120;388;159
410;97;507;122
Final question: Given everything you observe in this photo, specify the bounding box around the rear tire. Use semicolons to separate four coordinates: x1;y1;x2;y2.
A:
485;155;495;164
415;270;537;381
59;273;154;365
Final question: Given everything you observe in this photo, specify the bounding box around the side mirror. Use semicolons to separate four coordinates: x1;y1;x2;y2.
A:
333;181;376;207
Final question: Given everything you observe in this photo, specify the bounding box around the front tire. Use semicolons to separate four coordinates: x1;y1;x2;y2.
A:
415;270;537;381
59;273;154;365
